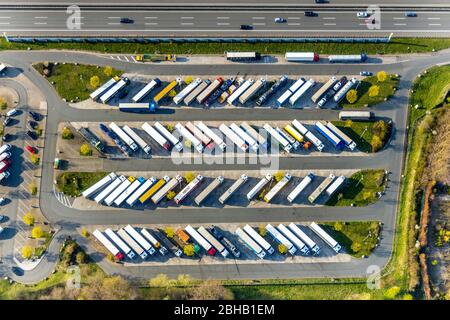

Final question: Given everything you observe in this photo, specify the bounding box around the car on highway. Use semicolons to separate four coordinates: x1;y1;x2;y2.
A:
240;24;253;30
405;12;417;17
28;111;40;121
315;0;326;3
120;18;134;24
360;71;373;76
3;117;12;127
25;145;36;154
357;12;370;18
304;11;318;17
28;120;38;129
26;130;38;140
6;109;18;117
274;17;287;23
2;134;11;142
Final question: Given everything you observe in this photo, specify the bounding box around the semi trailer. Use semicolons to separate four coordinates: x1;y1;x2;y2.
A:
140;228;169;256
311;76;337;104
256;75;288;106
124;225;156;256
174;175;204;204
196;77;223;105
151;175;183;205
195;122;226;151
105;228;136;259
132;78;161;102
285;52;319;62
142;122;171;151
325;175;346;197
315;121;345;150
328;54;367;63
288;223;321;255
246;174;273;201
219;123;248;152
104;176;134;206
78;127;105;152
265;223;297;255
325;121;357;151
243;224;275;255
240;122;268;149
93;229;124;261
173;78;202;105
197;226;229;258
94;175;126;204
230;123;258;152
292;120;324;152
238;78;266;104
287;173;314;203
100;77;130;104
289;79;315;106
276;77;305;107
204;78;234;108
122;125;152;154
227;79;254;105
154;122;183;152
218;174;248;204
82;172;117;199
333;77;358;103
194;176;224;206
277;127;300;150
109;122;138;152
126;177;157;206
185;225;216;256
264;173;291;203
226;52;261;62
309;222;341;253
263;123;292;153
118;102;156;113
113;177;144;206
175;122;204;153
184;80;211;105
139;176;170;204
308;173;335;204
90;78;117;101
235;227;266;259
277;224;309;255
185;121;214;150
338;111;373;121
117;228;148;260
154;80;178;104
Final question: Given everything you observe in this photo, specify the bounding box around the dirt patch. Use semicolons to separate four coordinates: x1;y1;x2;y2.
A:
0;86;19;110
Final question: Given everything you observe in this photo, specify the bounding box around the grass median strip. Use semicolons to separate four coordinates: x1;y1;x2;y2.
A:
56;171;108;197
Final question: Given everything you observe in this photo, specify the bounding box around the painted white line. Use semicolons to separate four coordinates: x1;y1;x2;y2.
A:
124;56;129;62
181;17;194;19
217;22;230;26
428;23;441;26
116;56;121;60
288;23;301;26
34;22;47;25
323;23;336;26
252;17;265;19
0;22;10;25
252;23;266;26
109;55;114;59
217;17;230;19
34;16;48;19
427;17;441;20
393;17;406;20
108;17;120;19
107;22;120;25
181;22;194;25
288;17;300;20
144;22;158;25
322;17;336;20
144;17;158;19
394;23;407;26
0;16;11;19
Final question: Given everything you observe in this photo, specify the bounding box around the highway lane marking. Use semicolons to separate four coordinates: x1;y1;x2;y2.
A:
181;17;194;19
144;17;158;19
217;22;230;26
217;17;230;19
252;17;266;19
108;22;120;25
287;17;300;20
144;22;158;25
181;22;194;25
5;29;450;33
427;17;441;20
0;22;10;25
323;23;336;26
322;17;336;20
34;22;47;25
288;23;301;26
394;23;407;26
428;23;441;26
252;23;266;26
34;16;48;19
0;16;10;19
107;16;120;19
392;17;406;20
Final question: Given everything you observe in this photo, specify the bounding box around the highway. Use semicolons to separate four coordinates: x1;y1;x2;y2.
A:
0;49;449;282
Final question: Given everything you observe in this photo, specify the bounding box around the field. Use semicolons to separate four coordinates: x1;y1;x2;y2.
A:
56;171;108;197
2;38;450;55
339;74;399;109
33;63;122;101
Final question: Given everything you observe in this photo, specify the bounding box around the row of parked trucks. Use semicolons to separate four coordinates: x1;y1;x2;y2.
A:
226;52;367;64
93;222;341;262
82;169;346;208
91;69;360;110
0;144;12;184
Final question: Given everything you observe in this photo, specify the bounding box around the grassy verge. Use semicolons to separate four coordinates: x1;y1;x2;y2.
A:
326;170;386;207
331;120;391;153
56;171;107;197
339;74;399;109
2;38;450;55
33;62;122;101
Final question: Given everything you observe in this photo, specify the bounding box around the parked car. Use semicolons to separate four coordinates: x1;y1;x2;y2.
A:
240;24;253;30
26;130;38;140
0;152;11;162
0;214;5;222
357;12;370;18
25;145;36;154
2;134;11;142
3;117;12;126
0;198;5;206
304;11;318;17
0;226;4;235
360;71;373;76
405;12;417;17
6;108;18;117
28;120;38;129
29;111;40;121
274;17;286;23
120;18;134;24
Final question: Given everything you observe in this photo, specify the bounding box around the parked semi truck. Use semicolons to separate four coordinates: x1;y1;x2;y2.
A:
197;226;229;258
285;52;319;62
196;122;226;152
114;177;144;206
240;122;268;149
328;53;367;63
265;223;297;255
82;172;117;198
263;123;292;153
156;229;183;257
288;223;320;255
132;78;161;102
90;78;117;101
277;224;309;255
311;76;337;104
315;121;345;150
227;79;254;105
124;225;156;256
196;77;223;105
94;175;126;204
151;175;183;205
325;175;346;197
219;123;248;152
184;80;210;105
93;229;124;261
264;173;291;203
230;123;258;152
284;124;304;144
235;227;266;259
119;102;156;113
226;52;261;62
154;122;183;152
174;175;204;204
276;77;305;107
325;121;357;151
109;122;138;152
117;228;148;260
78;127;105;152
139;176;170;204
154;80;178;104
277;127;300;150
134;54;176;62
289;79;315;106
175;122;204;153
239;78;266;104
204;78;234;108
308;173;335;203
292;119;324;152
185;225;216;256
100;77;130;104
185;121;214;150
247;174;273;201
105;228;136;259
339;111;373;121
194;176;224;206
142;122;171;151
141;228;169;256
287;173;314;203
104;176;135;206
256;75;288;106
173;78;202;105
243;224;275;254
126;177;157;206
122;125;152;154
333;77;358;103
218;174;248;204
309;222;341;253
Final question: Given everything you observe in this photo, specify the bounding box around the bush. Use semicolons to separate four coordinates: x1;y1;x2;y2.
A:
76;251;87;264
370;135;383;152
103;66;113;76
183;244;195;256
23;212;35;226
384;286;401;300
184;76;193;84
166;124;174;132
368;85;380;97
29;183;38;196
372;120;389;142
346;89;358;104
81;228;89;238
351;242;362;253
278;244;287;254
184;172;196;183
164;227;174;238
334;222;344;232
79;143;92;156
377;71;388;82
274;171;285;182
62;127;74;139
344;119;353;128
90;75;100;88
31;226;44;239
168;89;177;98
21;246;34;260
258;225;267;237
30;154;40;165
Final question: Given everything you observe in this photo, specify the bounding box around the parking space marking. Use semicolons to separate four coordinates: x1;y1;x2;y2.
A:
124;56;129;62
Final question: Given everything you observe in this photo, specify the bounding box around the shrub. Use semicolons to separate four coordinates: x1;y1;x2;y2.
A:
103;66;113;76
29;183;38;196
334;222;344;232
0;97;7;110
31;226;43;239
278;244;287;254
166;124;174;132
346;89;358;104
23;212;35;226
184;76;193;84
377;71;388;82
80;143;92;156
351;242;362;253
30;154;40;165
76;251;87;264
168;89;177;98
81;228;89;238
21;246;34;260
370;135;383;153
62;127;74;140
344;119;353;128
258;225;267;237
384;286;401;300
90;75;100;88
274;171;285;182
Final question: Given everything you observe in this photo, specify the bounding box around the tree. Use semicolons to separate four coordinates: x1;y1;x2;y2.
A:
274;171;285;182
258;224;267;237
278;244;287;254
62;127;74;139
184;172;196;183
168;89;177;98
81;228;89;238
90;75;100;88
164;227;174;238
346;89;358;104
148;274;171;288
184;139;192;148
190;281;234;300
0;97;7;110
384;286;401;300
103;66;113;77
176;274;192;286
377;71;388;82
334;222;344;232
21;246;33;259
368;85;380;97
79;275;138;300
23;212;35;226
370;135;383;153
79;143;92;156
372;120;389;141
166;191;176;200
31;226;43;239
402;294;414;300
183;244;195;256
30;154;40;165
184;76;193;84
344;119;353;128
76;251;87;265
351;242;362;253
166;124;174;132
29;183;38;196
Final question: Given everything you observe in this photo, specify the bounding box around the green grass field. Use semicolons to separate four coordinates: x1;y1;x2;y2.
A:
2;38;450;55
339;74;399;108
56;171;108;197
326;170;386;207
33;63;122;101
